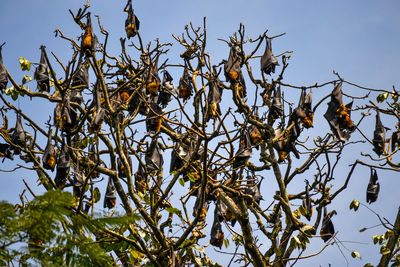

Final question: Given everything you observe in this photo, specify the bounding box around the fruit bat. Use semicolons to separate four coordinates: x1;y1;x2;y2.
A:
177;68;192;101
89;86;105;133
224;47;246;98
42;130;57;172
104;177;117;209
146;103;163;134
11;115;26;155
0;43;8;90
273;125;300;163
134;166;147;194
233;129;252;168
250;125;262;147
73;163;84;197
117;145;132;178
62;95;78;133
268;86;283;125
128;87;149;116
55;143;70;188
366;168;380;204
215;198;236;226
301;180;313;221
0;143;12;160
260;38;279;75
169;141;188;173
146;140;164;172
88;143;100;178
34;46;50;93
192;189;208;222
207;79;222;121
320;207;337;242
145;61;161;96
124;0;140;39
324;82;355;142
372;111;386;156
118;80;132;103
391;127;400;152
71;59;89;89
244;179;262;205
81;13;97;56
210;217;224;249
297;89;313;128
158;70;174;107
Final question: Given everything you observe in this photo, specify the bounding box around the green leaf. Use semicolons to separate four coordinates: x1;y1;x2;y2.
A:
364;264;374;267
392;91;399;102
299;205;307;217
380;246;391;255
93;187;101;203
377;92;389;103
349;199;359;211
165;207;181;216
19;57;31;71
22;75;32;84
187;172;196;183
359;227;367;232
223;238;229;248
385;230;394;239
351;251;361;259
292;209;300;219
179;178;185;187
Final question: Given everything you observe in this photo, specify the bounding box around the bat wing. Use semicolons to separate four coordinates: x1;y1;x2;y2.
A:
260;38;279;75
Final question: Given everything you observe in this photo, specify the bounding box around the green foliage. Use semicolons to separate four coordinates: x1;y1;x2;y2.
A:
349;199;359;211
0;190;143;266
19;57;31;71
351;250;361;259
377;92;389;103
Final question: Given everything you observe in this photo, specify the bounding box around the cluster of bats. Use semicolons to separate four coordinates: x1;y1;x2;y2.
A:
0;0;394;249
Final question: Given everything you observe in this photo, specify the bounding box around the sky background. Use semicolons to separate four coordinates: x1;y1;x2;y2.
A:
1;0;400;266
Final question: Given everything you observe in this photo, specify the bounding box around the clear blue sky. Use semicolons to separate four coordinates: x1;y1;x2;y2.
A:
1;0;400;266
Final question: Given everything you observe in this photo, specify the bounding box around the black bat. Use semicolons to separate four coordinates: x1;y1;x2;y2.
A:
233;129;252;168
146;140;164;172
169;141;188;173
210;216;224;249
34;46;50;93
249;125;262;147
124;0;140;39
372;111;386;156
324;82;355;142
145;61;161;96
71;59;89;89
88;143;100;178
55;142;70;188
268;86;283;125
366;168;380;204
273;124;300;163
42;129;57;172
0;143;13;160
297;89;313;128
81;12;97;57
104;177;117;209
207;79;222;121
260;38;279;75
302;180;313;221
134;166;147;194
192;189;208;222
391;127;400;152
129;87;149;116
11;114;26;155
320;207;337;242
89;84;105;133
215;198;236;226
0;43;8;90
158;70;174;107
73;163;84;198
62;94;78;133
244;178;262;205
177;68;192;101
146;103;163;134
118;145;132;178
224;47;246;98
